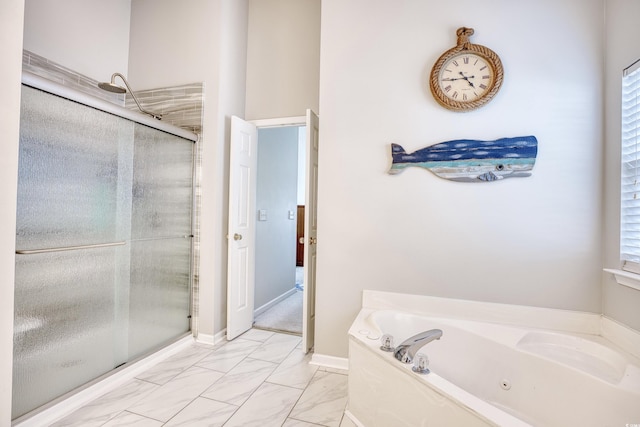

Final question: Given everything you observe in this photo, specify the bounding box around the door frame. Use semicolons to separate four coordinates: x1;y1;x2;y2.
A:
251;116;307;129
229;114;315;348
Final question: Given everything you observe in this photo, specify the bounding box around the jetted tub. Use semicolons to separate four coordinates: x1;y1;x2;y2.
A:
347;291;640;427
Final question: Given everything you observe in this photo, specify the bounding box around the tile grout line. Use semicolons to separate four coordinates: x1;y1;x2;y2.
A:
161;394;241;426
217;338;305;426
128;345;221;426
281;365;330;427
216;359;278;427
183;338;284;426
161;347;227;425
127;410;167;426
60;331;348;427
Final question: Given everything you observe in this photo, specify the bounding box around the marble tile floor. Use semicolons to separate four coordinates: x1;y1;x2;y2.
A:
51;329;355;427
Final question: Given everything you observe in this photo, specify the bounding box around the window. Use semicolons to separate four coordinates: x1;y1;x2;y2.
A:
620;59;640;273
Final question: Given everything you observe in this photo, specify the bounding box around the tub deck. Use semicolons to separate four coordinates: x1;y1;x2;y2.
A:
347;291;640;427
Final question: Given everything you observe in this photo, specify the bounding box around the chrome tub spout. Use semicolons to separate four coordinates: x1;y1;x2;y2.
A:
393;329;443;364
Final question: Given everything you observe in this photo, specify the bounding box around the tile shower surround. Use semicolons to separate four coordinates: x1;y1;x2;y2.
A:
125;85;204;134
22;50;124;105
50;329;353;427
22;50;204;134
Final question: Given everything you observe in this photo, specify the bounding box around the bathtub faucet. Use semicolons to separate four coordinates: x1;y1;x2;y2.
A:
393;329;443;364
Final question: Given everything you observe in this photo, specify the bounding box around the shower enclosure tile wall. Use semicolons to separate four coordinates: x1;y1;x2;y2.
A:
22;50;205;135
125;84;204;134
22;50;125;105
13;80;196;420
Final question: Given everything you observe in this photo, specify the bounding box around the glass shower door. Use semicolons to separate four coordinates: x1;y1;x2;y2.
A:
128;124;193;359
13;86;134;419
13;85;194;420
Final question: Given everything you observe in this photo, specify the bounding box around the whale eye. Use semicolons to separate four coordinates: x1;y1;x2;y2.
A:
496;164;505;171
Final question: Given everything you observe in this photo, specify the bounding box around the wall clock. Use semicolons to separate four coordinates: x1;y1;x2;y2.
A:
429;27;503;112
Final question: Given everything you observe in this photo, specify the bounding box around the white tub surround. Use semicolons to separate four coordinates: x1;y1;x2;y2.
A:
348;291;640;427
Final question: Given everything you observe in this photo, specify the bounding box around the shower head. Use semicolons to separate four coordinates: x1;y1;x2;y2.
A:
98;73;162;120
98;81;126;94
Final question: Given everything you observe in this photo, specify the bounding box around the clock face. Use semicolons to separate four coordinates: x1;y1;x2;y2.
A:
438;53;494;103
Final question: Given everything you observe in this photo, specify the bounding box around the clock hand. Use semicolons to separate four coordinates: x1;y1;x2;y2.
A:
458;72;476;88
458;72;476;80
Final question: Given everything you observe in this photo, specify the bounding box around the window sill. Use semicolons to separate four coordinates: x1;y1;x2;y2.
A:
604;268;640;292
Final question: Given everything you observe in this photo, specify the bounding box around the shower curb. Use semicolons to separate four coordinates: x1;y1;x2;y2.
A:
13;335;194;427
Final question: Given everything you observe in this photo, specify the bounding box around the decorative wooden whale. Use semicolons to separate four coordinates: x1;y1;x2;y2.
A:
389;136;538;182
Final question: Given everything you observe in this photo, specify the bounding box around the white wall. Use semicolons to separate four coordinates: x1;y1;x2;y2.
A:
602;0;640;331
214;1;250;335
1;1;25;424
245;0;320;119
129;0;248;338
23;0;131;82
255;127;299;308
128;0;214;89
316;0;605;357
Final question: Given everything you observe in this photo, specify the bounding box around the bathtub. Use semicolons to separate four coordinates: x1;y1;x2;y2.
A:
347;291;640;427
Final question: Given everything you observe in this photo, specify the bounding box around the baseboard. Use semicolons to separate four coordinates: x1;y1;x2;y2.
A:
195;329;227;346
310;353;349;371
214;329;227;344
14;335;194;427
254;287;297;317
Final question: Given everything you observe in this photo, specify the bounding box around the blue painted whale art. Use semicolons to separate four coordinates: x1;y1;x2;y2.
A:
389;136;538;182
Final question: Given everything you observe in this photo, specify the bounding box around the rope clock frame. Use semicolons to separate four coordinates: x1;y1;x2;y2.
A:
429;27;504;112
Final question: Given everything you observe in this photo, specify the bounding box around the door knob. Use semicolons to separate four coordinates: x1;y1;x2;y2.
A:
299;237;305;244
233;233;243;241
309;237;317;245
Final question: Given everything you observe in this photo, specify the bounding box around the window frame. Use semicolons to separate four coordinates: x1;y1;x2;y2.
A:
620;58;640;273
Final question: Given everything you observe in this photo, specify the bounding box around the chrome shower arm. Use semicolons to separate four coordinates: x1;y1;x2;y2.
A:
108;73;162;120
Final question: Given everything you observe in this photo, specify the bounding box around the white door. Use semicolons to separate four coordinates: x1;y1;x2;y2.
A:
226;116;258;340
302;109;319;353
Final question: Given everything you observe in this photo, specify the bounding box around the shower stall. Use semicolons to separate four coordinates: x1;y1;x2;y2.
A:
12;72;197;420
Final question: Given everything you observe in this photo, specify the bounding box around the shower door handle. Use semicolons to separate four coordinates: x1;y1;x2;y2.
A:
15;241;126;255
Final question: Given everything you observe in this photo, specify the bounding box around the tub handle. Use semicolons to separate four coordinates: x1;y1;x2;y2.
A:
380;334;395;352
412;353;430;374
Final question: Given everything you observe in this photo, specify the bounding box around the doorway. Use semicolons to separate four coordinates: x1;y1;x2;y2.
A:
227;111;319;353
252;125;306;335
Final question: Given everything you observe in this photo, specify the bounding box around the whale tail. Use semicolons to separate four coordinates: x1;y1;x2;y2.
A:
389;143;407;175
